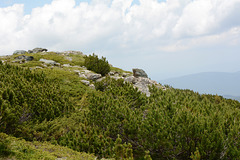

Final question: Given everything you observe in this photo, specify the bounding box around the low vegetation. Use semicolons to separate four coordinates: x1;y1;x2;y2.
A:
0;132;96;160
84;53;111;76
0;52;240;159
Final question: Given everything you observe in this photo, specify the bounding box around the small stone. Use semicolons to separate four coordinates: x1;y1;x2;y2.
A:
79;74;87;79
65;57;72;61
122;73;128;77
81;80;90;86
86;73;102;80
96;77;106;82
62;64;71;67
55;63;61;66
89;84;95;90
108;71;115;75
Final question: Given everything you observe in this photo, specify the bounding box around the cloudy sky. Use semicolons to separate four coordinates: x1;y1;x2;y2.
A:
0;0;240;80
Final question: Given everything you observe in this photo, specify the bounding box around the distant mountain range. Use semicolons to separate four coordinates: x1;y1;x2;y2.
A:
160;71;240;101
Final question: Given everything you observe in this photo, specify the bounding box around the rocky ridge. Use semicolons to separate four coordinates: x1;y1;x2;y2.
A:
6;48;166;97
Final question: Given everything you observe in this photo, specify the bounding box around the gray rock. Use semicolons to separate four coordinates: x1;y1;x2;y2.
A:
81;80;90;86
15;55;25;60
73;70;80;73
110;76;123;80
65;57;72;61
14;55;34;61
62;64;71;67
134;82;151;97
86;73;102;80
96;77;106;82
108;71;115;76
39;59;56;65
133;68;148;78
124;76;161;97
79;74;87;79
72;65;82;68
34;66;43;69
89;84;95;90
13;50;26;55
28;50;33;53
63;51;83;55
25;56;34;61
124;76;137;84
32;48;48;53
55;157;67;160
122;73;129;77
55;63;61;66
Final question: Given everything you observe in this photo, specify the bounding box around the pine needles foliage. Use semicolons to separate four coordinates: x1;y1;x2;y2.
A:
84;53;110;76
1;59;240;159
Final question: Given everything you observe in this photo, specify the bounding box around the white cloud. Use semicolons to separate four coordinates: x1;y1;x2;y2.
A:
0;0;239;54
173;0;240;38
0;0;240;78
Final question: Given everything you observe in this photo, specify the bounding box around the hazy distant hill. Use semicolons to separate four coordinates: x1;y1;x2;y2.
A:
161;71;240;100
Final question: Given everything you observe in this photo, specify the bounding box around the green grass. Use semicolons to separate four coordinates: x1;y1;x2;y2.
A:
110;66;132;75
4;52;85;67
0;132;96;160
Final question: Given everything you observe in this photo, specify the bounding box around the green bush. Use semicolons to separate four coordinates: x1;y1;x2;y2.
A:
84;53;110;76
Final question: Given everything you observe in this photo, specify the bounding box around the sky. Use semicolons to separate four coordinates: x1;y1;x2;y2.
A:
0;0;240;80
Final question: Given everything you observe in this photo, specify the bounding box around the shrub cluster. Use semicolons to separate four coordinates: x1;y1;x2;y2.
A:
1;58;240;159
84;53;110;76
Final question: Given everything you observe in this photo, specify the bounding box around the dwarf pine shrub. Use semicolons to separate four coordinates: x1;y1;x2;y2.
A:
84;53;110;76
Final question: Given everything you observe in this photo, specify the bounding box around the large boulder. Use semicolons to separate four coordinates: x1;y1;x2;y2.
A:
133;68;148;78
13;50;27;55
29;48;48;53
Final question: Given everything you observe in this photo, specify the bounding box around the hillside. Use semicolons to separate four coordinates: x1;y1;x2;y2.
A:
161;72;240;101
1;48;240;160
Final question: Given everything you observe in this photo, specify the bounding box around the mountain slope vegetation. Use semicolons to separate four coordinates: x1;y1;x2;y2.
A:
1;51;240;159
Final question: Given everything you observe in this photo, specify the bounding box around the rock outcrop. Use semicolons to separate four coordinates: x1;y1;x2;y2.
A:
13;50;27;55
39;59;57;65
93;68;163;97
123;73;160;97
133;68;148;78
29;48;48;53
15;55;34;61
62;51;83;55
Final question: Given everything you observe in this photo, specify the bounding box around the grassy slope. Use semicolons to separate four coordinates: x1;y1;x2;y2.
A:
2;52;240;159
0;52;130;159
0;132;96;160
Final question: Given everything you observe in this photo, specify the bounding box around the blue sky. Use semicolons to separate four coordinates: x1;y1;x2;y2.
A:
0;0;151;14
0;0;240;80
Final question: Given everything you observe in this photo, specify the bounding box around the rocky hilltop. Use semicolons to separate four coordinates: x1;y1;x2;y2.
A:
1;48;239;160
2;47;165;97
